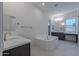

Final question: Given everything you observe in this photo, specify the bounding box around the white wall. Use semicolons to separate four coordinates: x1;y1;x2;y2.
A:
0;2;3;56
3;2;48;39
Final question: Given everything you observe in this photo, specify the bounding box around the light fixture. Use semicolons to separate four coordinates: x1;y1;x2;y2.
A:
42;2;45;6
54;17;63;22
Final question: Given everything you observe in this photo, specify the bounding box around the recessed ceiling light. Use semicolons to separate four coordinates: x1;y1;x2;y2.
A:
42;3;45;6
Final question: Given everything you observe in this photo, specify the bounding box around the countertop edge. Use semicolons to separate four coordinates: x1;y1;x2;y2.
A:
3;41;31;51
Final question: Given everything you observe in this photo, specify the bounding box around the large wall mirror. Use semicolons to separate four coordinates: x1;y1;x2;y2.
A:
50;17;64;32
50;17;77;34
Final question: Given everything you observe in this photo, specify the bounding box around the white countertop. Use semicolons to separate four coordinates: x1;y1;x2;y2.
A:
3;36;31;51
51;31;78;34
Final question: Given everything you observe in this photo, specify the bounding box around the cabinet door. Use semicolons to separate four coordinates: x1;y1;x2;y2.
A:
3;43;30;56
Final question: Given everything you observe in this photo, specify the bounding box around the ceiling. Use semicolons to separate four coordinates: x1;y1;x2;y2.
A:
31;2;79;18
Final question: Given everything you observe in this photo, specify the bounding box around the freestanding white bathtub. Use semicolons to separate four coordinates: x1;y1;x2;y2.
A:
33;36;59;51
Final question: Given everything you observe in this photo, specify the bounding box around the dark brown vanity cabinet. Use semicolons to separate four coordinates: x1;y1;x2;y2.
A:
3;43;30;56
51;32;78;43
51;32;65;40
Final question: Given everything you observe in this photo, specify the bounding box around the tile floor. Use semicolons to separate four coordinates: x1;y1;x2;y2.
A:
31;40;79;56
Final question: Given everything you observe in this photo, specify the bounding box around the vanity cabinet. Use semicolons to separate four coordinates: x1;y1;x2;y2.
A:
51;32;65;40
3;43;30;56
51;32;78;43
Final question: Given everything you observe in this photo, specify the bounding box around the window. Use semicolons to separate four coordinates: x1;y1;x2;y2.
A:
65;18;76;33
65;18;76;26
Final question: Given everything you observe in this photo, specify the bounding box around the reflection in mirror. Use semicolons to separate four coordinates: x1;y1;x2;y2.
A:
48;20;51;35
65;18;76;34
51;16;64;32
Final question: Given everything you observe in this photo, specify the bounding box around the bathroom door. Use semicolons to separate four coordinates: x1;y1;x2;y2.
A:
0;2;3;56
